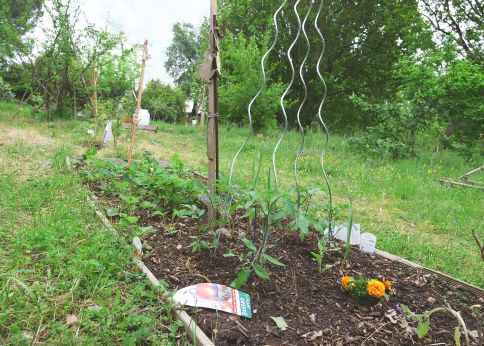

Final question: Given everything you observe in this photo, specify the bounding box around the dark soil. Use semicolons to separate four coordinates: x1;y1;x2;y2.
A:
144;214;482;346
77;160;482;346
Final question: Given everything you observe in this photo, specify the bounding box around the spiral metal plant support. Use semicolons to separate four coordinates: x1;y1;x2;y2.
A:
272;0;303;191
314;0;333;234
227;0;288;196
293;0;314;207
228;0;334;236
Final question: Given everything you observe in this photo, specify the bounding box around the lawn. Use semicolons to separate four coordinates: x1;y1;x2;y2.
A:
0;103;482;342
0;106;185;344
110;120;483;288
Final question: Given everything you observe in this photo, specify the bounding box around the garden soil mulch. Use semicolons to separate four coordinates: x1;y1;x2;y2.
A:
142;214;482;346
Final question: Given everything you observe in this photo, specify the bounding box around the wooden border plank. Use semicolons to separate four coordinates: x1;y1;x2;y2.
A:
134;257;215;346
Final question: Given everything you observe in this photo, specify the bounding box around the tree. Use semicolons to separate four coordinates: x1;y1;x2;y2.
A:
218;0;433;130
419;0;483;63
219;33;285;131
2;0;138;118
165;22;207;99
141;80;186;122
396;40;483;157
0;0;43;67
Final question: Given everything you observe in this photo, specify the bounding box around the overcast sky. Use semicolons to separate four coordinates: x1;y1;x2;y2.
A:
76;0;209;83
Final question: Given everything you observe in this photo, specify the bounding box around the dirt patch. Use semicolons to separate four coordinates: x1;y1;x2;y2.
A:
142;216;481;346
0;127;55;147
78;161;482;345
0;127;56;179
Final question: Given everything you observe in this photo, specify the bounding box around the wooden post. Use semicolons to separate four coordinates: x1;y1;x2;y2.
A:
89;65;98;117
207;0;219;197
73;82;77;119
128;40;150;165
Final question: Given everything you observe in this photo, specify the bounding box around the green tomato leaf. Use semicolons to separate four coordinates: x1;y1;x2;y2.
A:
270;316;288;331
231;268;251;289
311;252;322;261
126;216;138;224
262;253;285;267
253;263;270;280
417;317;430;339
242;239;257;252
454;327;461;346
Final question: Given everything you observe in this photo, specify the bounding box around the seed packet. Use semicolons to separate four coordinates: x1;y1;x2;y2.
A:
173;283;252;318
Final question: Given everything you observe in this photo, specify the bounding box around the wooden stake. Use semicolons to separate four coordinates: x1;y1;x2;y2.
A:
89;65;98;117
128;40;150;165
207;0;220;199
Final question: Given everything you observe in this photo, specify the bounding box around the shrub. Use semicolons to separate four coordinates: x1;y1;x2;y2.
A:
219;34;285;132
0;77;14;102
141;80;186;122
348;96;423;159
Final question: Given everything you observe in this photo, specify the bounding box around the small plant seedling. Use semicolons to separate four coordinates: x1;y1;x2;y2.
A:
401;303;470;345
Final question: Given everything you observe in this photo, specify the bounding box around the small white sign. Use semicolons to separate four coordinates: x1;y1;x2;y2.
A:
326;224;361;245
359;233;377;254
102;120;114;144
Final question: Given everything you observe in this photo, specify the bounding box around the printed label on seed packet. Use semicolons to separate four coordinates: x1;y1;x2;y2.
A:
173;283;252;318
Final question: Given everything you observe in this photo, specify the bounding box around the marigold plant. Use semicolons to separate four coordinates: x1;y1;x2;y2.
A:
341;276;354;291
367;279;386;298
341;275;392;301
382;278;392;291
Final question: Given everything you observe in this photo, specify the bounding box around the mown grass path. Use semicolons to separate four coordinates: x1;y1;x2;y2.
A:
0;113;184;344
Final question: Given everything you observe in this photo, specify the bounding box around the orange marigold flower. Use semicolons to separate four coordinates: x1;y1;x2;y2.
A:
367;279;386;298
382;279;392;291
341;276;354;292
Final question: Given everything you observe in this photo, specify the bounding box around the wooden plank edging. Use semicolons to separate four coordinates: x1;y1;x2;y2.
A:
133;257;215;346
70;161;214;345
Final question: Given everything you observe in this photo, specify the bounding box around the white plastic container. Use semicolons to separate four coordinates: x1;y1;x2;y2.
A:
134;109;150;126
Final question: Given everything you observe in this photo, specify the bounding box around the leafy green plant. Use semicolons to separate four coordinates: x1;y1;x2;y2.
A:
229;175;286;288
79;154;206;226
401;303;470;345
311;238;328;273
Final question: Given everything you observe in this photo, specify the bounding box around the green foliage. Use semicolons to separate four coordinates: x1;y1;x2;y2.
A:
165;22;207;99
349;96;422;159
219;33;285;131
0;0;43;66
420;0;482;62
79;154;205;226
141;80;186;122
396;41;484;157
0;76;14;101
218;0;433;130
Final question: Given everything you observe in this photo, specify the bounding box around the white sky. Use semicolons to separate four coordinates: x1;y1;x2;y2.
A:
35;0;209;83
82;0;208;83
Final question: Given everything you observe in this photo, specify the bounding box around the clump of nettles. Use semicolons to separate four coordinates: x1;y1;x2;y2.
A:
341;275;392;300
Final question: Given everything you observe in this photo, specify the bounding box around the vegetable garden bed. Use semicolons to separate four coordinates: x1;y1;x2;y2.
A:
144;215;482;345
76;157;483;345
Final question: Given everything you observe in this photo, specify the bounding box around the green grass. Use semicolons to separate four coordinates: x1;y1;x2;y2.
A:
0;101;482;346
128;121;482;288
0;107;185;344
